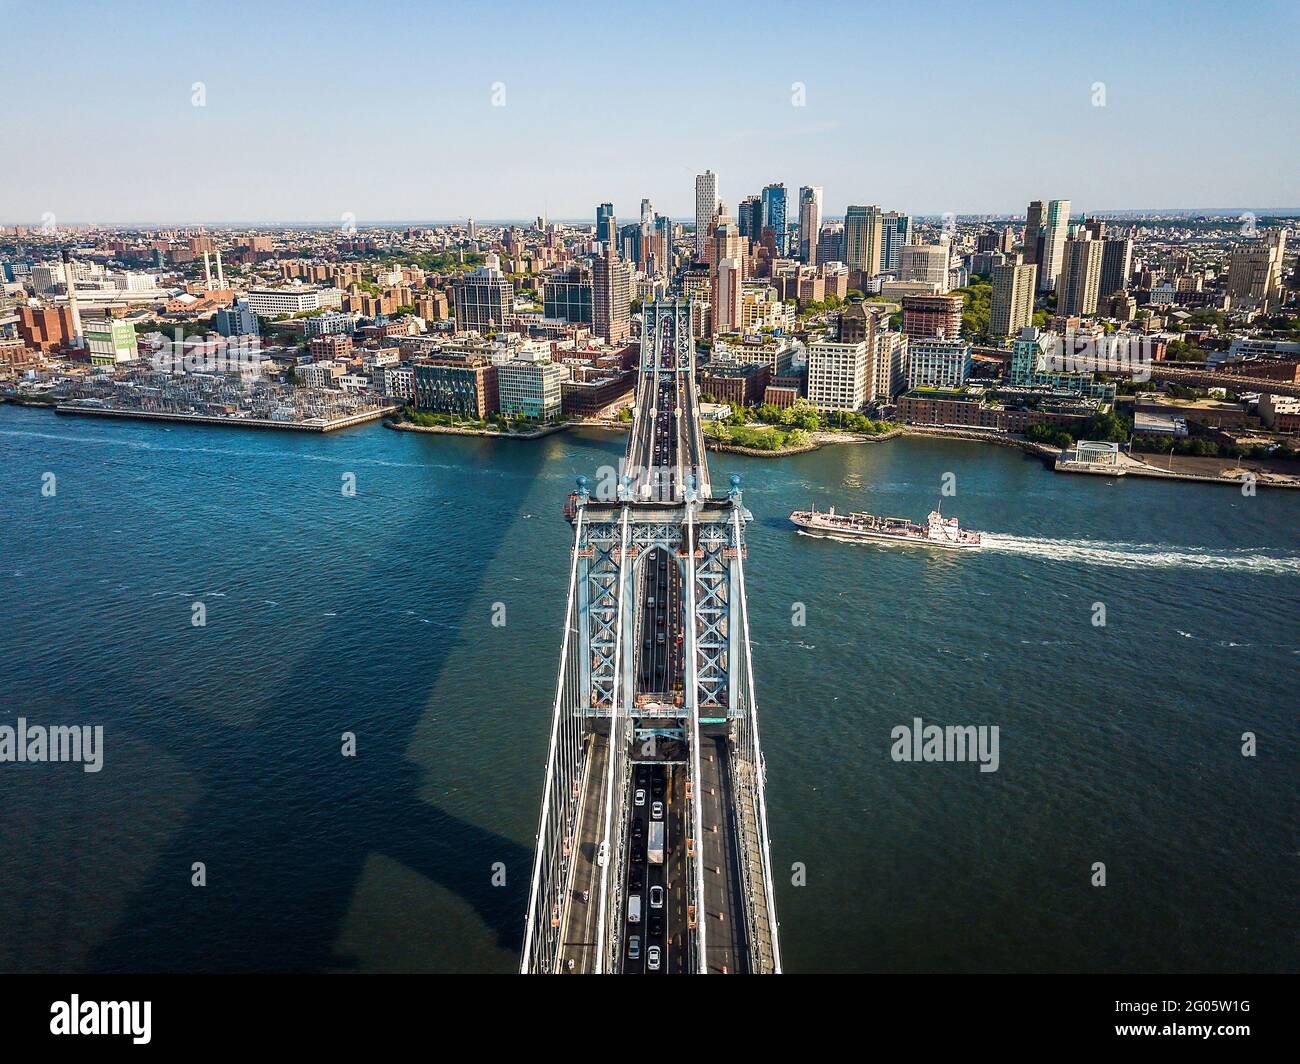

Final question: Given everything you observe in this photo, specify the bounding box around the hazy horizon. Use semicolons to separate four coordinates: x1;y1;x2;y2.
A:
5;208;1300;232
5;0;1298;225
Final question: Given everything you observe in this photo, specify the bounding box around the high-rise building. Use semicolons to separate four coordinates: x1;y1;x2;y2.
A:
619;223;642;266
1227;230;1287;308
453;253;513;333
1098;238;1133;301
694;171;718;261
1038;199;1071;292
713;258;744;336
710;206;745;268
653;216;672;271
873;329;907;402
737;196;762;241
761;184;788;255
990;262;1038;339
898;243;951;292
807;339;870;411
880;211;912;273
798;186;823;264
542;264;593;324
907;338;971;390
844;205;884;278
593;249;633;345
901;293;964;340
1023;201;1045;266
596;203;616;248
817;225;844;265
1057;236;1104;316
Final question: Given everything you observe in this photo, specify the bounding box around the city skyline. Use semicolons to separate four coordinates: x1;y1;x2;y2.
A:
5;0;1297;225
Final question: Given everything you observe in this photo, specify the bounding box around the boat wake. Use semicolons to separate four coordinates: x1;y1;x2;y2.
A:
982;533;1300;575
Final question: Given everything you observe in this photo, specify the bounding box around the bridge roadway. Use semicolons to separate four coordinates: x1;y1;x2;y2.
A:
554;335;753;972
699;735;748;973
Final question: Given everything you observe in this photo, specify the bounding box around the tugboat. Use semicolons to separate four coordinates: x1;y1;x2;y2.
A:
789;503;982;550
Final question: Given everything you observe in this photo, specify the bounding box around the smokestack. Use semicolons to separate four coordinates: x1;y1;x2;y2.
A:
61;249;85;350
215;248;225;289
203;249;214;290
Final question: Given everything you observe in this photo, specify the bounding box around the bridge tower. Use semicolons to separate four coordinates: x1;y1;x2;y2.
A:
522;298;781;975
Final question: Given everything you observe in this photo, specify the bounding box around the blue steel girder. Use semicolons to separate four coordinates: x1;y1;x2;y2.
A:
581;521;626;712
692;518;738;715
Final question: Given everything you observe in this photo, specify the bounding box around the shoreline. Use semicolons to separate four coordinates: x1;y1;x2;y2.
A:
9;401;1298;489
51;403;396;433
384;419;569;440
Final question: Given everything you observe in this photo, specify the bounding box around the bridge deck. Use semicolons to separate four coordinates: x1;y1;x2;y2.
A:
699;736;748;973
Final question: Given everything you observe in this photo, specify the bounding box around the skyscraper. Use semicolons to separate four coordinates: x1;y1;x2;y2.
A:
453;253;513;333
619;223;642;266
1057;235;1103;316
593;247;633;345
990;262;1038;339
761;184;788;255
798;186;823;264
596;202;616;248
1098;237;1133;300
817;224;844;265
737;196;762;241
880;211;912;274
694;171;718;262
714;258;743;336
1023;201;1045;266
1038;199;1071;293
653;216;672;272
844;205;884;278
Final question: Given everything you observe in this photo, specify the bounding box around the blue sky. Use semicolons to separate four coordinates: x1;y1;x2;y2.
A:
4;0;1298;224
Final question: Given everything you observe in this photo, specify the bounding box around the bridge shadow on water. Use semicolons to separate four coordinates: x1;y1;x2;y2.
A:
84;437;548;973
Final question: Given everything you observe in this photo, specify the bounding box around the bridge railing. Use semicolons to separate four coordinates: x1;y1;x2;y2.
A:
521;510;591;974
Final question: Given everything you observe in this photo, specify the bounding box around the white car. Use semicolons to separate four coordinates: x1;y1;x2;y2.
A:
651;801;663;821
649;885;664;909
634;788;646;807
646;945;661;971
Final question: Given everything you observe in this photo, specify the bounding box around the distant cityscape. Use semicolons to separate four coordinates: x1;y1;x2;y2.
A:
2;179;1297;481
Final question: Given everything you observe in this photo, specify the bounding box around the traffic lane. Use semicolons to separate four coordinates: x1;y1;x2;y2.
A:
624;782;648;974
645;765;669;974
665;763;688;972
